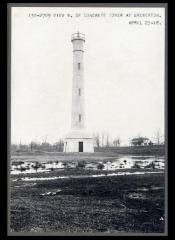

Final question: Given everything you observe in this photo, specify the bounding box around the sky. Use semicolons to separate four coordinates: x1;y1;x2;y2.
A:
11;7;165;145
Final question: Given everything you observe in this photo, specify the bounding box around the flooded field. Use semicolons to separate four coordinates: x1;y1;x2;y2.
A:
10;153;165;233
10;155;165;175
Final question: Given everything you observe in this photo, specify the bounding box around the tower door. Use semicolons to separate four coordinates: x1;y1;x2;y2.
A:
79;142;83;152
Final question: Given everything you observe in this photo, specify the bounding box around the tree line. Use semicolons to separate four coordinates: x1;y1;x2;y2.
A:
11;130;164;152
93;132;121;148
11;139;64;153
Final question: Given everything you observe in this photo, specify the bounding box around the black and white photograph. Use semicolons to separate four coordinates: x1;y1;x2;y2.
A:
8;3;167;236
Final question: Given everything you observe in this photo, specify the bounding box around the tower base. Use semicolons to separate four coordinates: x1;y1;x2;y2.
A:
63;129;94;153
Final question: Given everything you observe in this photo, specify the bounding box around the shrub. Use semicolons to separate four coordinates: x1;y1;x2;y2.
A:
77;161;86;169
97;163;105;170
145;162;156;169
31;162;42;171
151;162;156;169
12;161;24;166
11;162;21;166
63;162;68;168
132;162;141;169
20;166;26;172
41;164;46;169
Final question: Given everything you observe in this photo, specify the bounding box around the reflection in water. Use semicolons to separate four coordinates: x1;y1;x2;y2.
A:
11;155;165;175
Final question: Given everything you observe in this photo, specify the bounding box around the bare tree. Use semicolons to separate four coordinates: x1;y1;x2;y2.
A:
41;142;51;151
42;135;48;143
30;141;38;151
54;139;64;152
106;134;110;147
94;133;100;148
58;139;64;151
156;130;161;145
153;129;164;145
101;132;105;147
11;144;18;153
113;137;120;147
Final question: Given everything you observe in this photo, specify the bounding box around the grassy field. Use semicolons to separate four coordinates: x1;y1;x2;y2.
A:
95;145;165;155
10;167;165;233
11;152;118;162
11;151;164;163
11;144;165;156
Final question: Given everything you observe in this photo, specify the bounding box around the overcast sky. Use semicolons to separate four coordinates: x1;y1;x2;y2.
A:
11;7;165;145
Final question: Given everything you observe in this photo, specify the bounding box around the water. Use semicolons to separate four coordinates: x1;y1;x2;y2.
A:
13;171;163;182
10;155;165;175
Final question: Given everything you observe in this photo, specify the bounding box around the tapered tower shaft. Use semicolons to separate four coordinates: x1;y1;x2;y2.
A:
63;32;94;152
71;32;85;130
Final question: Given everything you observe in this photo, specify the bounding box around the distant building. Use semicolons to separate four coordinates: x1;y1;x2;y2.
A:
131;137;151;146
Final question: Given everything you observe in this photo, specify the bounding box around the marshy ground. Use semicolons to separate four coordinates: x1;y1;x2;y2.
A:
10;152;165;234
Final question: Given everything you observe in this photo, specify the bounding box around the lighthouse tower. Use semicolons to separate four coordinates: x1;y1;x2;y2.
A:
63;32;94;152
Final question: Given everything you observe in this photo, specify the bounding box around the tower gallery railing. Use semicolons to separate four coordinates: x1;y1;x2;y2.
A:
71;32;85;41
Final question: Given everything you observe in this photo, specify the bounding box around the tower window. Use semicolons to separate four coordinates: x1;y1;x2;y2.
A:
79;114;81;122
78;88;81;96
78;63;80;70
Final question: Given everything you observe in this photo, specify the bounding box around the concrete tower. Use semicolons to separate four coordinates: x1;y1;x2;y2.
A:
71;32;85;130
63;32;94;152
